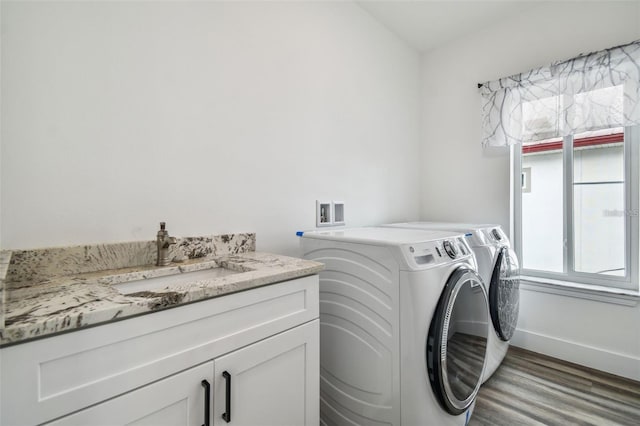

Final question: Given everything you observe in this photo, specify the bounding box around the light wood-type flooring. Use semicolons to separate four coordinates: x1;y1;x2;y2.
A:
470;346;640;425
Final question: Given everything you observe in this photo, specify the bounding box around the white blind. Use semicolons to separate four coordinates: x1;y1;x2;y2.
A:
480;40;640;147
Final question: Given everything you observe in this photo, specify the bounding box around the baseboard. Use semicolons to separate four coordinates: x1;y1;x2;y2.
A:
511;329;640;382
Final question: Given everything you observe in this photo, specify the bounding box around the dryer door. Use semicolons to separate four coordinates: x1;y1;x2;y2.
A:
426;268;489;415
489;246;520;341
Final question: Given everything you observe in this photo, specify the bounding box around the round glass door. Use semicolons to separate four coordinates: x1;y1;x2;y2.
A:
426;268;489;415
489;247;520;341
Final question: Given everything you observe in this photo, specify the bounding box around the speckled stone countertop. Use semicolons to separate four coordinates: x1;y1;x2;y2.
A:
0;234;323;346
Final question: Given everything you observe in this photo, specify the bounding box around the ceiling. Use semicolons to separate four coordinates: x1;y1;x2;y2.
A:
356;0;543;52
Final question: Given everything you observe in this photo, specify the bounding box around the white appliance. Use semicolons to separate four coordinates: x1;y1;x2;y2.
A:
299;227;489;426
384;222;520;383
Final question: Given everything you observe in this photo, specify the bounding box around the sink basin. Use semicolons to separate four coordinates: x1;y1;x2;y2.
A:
112;266;241;295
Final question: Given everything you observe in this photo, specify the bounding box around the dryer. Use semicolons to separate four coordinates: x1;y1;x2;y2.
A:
299;227;489;426
384;222;520;383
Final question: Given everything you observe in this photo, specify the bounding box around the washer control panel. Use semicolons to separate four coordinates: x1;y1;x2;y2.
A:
402;237;472;268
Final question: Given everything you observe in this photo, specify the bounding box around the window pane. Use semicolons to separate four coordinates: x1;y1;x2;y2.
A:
521;138;564;272
573;129;625;276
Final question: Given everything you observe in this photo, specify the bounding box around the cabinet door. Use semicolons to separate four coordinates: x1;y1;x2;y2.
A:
47;362;213;426
214;320;319;426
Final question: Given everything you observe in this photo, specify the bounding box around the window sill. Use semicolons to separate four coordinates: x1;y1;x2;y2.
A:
519;275;640;306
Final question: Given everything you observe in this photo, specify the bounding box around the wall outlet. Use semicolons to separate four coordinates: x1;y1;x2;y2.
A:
316;200;332;227
333;201;345;226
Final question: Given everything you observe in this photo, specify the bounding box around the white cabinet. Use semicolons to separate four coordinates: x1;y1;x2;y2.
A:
47;362;213;426
1;275;319;426
213;321;318;426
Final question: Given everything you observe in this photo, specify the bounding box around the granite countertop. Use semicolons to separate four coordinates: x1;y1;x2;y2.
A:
0;234;323;346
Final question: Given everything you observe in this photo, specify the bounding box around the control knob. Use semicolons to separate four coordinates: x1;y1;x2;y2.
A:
443;240;457;259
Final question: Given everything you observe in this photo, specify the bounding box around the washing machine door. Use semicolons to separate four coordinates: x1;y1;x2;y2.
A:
489;246;520;341
426;268;489;415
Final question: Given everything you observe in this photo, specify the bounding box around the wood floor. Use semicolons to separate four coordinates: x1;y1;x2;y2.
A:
469;346;640;426
447;332;487;400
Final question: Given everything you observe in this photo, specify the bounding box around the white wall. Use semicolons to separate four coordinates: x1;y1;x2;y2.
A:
421;1;640;380
0;0;421;255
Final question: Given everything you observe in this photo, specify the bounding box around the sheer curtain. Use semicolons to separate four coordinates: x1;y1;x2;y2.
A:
480;40;640;147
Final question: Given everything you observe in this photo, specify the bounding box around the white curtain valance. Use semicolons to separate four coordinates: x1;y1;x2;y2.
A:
480;40;640;147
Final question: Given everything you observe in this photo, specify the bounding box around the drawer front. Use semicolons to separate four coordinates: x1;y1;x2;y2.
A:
1;275;319;426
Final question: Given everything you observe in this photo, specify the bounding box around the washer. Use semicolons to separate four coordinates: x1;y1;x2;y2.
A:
299;227;489;426
384;222;520;383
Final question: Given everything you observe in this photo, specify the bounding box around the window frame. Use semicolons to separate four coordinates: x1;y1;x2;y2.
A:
512;125;639;292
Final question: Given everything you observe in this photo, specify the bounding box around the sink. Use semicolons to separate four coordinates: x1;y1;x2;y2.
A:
112;266;241;295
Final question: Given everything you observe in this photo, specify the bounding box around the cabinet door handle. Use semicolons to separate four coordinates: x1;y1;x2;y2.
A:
222;371;231;423
201;379;211;426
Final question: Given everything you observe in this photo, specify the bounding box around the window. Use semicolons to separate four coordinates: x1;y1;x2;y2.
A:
513;126;639;290
479;40;640;292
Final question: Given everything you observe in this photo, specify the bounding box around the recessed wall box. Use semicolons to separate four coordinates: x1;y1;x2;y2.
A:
316;200;332;227
332;201;345;226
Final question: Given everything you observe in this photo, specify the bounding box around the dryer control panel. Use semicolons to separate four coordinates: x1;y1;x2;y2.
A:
484;226;510;247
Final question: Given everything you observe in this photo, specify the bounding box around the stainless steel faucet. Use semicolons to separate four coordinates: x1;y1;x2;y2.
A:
156;222;177;266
